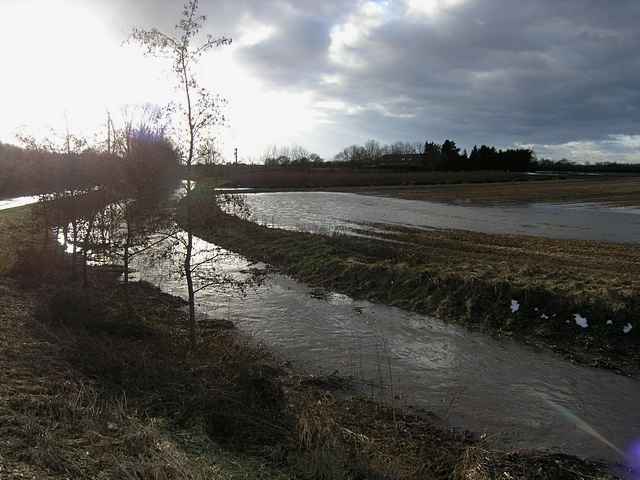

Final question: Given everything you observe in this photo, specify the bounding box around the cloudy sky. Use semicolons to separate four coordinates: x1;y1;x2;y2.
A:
1;0;639;163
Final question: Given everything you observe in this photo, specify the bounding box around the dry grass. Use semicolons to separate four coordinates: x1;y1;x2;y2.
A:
363;223;640;303
0;206;41;274
376;176;640;206
0;281;218;479
454;447;617;480
0;279;301;479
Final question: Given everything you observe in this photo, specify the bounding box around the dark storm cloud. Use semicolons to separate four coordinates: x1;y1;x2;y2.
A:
98;0;640;159
236;15;333;88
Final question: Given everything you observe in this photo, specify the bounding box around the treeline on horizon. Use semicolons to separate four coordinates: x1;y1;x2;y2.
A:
5;134;640;199
257;138;640;174
0;129;179;199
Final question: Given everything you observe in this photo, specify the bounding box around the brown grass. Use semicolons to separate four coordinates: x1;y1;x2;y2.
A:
0;281;225;479
453;447;617;480
375;176;640;206
0;206;41;274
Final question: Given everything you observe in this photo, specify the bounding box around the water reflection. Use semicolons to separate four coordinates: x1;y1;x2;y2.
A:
0;195;40;211
133;232;640;463
242;192;640;243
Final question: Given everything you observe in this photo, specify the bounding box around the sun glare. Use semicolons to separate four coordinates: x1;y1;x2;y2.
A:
0;0;316;160
196;47;316;161
1;0;120;136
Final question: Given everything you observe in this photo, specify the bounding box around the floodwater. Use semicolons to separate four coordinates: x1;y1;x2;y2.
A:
10;188;637;468
0;195;40;211
133;234;640;466
241;191;640;243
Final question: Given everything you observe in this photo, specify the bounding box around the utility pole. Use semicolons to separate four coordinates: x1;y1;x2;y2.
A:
234;147;238;166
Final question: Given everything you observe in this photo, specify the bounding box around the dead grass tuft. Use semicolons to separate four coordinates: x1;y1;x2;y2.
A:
454;446;620;480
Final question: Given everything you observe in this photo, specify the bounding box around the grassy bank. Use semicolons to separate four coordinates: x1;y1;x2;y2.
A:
2;275;621;479
187;185;640;376
0;205;41;274
370;176;640;206
0;204;628;478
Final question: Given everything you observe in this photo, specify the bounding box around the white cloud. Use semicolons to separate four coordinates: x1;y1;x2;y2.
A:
522;135;640;163
236;18;276;47
607;134;640;150
321;74;344;85
329;1;388;68
406;0;467;18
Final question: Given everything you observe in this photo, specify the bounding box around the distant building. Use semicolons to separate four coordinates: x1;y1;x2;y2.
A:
377;153;438;170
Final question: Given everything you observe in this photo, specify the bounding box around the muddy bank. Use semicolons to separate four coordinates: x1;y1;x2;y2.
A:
185;187;640;376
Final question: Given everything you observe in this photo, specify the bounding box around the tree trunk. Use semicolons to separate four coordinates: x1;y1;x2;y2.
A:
41;215;49;252
71;221;78;280
82;217;94;288
123;244;131;314
54;226;60;259
185;230;196;348
82;249;88;288
124;220;131;284
124;246;129;284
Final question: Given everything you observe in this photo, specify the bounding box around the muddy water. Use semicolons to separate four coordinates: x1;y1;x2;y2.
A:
132;234;640;465
241;192;640;243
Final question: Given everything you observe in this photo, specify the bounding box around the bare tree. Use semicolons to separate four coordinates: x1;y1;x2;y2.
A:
131;0;231;347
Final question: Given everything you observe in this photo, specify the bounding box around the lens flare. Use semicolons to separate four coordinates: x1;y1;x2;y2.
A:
627;441;640;478
539;394;624;456
537;393;640;477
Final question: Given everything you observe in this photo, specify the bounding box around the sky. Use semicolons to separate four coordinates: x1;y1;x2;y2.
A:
1;0;639;163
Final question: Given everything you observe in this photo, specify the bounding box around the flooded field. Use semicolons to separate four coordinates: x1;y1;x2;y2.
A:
241;191;640;243
0;195;39;211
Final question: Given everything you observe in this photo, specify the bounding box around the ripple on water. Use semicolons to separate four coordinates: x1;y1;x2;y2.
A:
128;232;640;463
